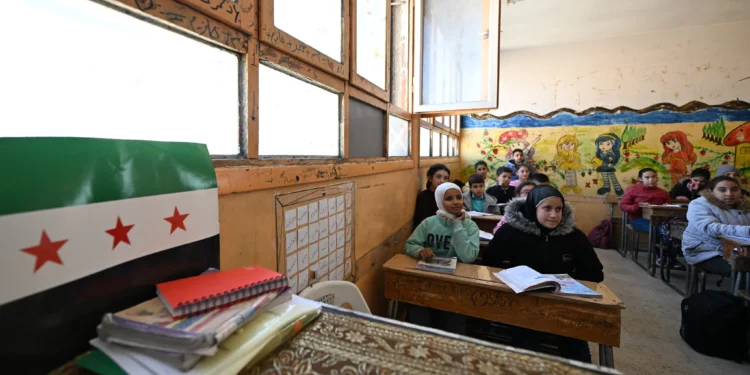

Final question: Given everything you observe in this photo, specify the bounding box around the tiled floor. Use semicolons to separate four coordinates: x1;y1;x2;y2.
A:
591;249;749;374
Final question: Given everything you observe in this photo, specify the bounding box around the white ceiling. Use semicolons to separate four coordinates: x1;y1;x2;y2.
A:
501;0;750;50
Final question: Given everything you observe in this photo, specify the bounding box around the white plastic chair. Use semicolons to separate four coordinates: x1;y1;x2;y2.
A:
298;280;371;314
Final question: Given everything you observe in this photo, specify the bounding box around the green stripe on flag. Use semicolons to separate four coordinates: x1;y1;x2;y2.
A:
0;137;217;216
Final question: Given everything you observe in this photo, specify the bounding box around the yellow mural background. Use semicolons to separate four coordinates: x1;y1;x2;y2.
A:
460;121;748;196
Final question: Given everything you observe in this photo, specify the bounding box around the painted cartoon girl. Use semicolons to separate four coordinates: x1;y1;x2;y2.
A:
500;129;541;164
591;133;624;196
553;135;585;194
660;131;697;186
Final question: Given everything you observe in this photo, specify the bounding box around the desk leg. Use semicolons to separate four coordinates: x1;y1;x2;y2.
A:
647;223;657;277
387;300;398;320
598;344;615;367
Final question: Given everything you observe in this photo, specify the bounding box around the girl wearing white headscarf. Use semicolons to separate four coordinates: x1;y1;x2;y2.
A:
404;182;479;334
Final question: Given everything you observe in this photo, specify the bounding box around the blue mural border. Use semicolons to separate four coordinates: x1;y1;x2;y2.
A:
462;107;750;129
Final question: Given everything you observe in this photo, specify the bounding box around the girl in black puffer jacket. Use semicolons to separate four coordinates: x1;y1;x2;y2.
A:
483;185;604;363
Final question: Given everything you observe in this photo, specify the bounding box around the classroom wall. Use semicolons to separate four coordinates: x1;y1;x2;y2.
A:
217;167;420;316
494;20;750;116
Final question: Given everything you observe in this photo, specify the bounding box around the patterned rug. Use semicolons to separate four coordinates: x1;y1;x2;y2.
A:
249;310;614;375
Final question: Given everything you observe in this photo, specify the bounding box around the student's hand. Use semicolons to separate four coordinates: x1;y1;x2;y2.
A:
638;202;650;207
453;211;466;222
675;196;690;201
687;181;701;191
418;248;435;260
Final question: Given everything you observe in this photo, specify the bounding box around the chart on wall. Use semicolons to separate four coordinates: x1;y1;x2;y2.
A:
275;181;355;293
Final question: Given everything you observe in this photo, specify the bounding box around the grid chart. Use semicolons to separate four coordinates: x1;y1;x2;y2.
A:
274;181;355;293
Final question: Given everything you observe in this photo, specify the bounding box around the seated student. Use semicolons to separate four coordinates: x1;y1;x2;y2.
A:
505;148;536;181
670;168;710;201
463;161;496;192
414;164;450;227
529;173;550;185
620;168;682;269
463;174;500;214
405;182;479;334
483;185;603;363
486;167;515;204
717;165;750;197
493;181;537;233
509;164;532;187
682;176;750;277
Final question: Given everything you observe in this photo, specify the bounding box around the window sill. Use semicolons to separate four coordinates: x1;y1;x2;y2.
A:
418;157;460;167
214;158;414;195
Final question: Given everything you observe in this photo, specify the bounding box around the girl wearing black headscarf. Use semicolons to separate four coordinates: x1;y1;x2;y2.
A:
483;185;603;363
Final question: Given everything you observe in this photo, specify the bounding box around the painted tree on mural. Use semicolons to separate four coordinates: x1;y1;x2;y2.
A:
621;125;647;149
702;118;726;145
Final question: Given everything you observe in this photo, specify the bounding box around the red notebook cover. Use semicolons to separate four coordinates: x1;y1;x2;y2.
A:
156;266;285;310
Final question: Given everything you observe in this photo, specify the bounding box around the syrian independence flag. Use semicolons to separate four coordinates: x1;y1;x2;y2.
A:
0;137;219;306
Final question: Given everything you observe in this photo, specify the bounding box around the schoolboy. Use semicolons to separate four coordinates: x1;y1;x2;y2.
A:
463;174;499;213
486;167;515;203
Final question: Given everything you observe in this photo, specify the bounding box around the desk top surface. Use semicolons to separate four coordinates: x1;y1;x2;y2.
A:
470;214;503;221
384;254;623;309
718;235;750;246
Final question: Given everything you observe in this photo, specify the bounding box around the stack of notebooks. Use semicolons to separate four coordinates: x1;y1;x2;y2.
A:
79;266;322;374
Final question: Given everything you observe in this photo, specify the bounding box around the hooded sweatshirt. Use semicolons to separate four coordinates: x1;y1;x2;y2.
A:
483;186;604;282
405;183;479;263
682;191;750;265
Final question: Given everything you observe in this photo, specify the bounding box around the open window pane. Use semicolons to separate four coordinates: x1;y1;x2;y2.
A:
431;131;440;157
388;115;409;157
415;0;500;113
259;64;340;156
356;0;387;88
275;0;343;62
1;0;241;155
440;134;448;156
349;98;386;158
448;137;454;157
390;0;409;109
420;127;431;157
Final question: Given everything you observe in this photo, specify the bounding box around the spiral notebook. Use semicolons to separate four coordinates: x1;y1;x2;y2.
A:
156;266;288;319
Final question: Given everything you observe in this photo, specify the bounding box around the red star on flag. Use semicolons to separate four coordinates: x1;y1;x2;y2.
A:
164;207;189;234
106;216;134;250
21;231;67;273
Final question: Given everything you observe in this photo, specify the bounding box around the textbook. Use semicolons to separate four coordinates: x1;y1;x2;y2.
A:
416;257;457;274
479;230;494;241
494;266;602;298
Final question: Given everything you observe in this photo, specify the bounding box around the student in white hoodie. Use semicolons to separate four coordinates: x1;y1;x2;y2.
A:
682;176;750;276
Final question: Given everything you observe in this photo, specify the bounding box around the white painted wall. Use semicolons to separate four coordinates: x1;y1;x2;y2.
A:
493;20;750;116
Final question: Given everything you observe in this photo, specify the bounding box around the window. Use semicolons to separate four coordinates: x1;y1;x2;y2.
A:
1;0;242;156
349;98;386;158
259;64;340;157
431;132;440;157
390;0;410;111
354;0;387;88
420;127;431;157
440;133;448;156
388;116;410;157
448;137;455;157
275;0;342;62
414;0;500;113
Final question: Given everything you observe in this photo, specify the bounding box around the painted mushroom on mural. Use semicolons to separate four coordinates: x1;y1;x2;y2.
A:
723;121;750;169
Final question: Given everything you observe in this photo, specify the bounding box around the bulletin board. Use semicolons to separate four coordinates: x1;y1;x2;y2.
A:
275;181;355;293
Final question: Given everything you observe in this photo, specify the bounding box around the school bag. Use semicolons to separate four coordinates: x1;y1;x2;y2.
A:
680;290;750;362
587;219;613;249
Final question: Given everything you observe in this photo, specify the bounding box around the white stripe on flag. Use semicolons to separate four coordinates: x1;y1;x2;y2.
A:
0;188;219;305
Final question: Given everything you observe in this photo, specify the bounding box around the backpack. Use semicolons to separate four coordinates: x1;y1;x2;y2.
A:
587;219;613;249
680;290;750;362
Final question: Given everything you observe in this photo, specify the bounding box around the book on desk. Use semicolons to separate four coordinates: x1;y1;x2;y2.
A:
416;257;457;274
495;266;602;298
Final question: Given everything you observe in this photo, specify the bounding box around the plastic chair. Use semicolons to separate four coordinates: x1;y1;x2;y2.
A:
298;280;371;314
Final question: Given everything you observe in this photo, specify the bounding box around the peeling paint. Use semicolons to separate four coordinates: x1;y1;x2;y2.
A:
696;63;712;71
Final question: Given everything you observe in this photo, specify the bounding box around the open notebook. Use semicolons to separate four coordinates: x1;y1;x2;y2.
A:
494;266;602;298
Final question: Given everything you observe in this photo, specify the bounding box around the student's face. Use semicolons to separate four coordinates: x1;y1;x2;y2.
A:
470;183;485;197
712;181;742;205
691;177;708;190
476;165;488;178
639;171;658;188
497;172;512;187
512;151;524;163
598;140;613;152
536;197;564;229
665;139;682;152
518;185;534;197
442;189;464;215
724;171;740;180
430;170;450;190
517;167;531;180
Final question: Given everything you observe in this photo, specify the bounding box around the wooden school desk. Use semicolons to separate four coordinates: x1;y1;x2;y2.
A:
383;254;624;368
718;235;750;299
639;205;688;276
471;214;503;233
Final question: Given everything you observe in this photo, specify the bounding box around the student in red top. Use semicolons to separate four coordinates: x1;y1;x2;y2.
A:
619;168;670;233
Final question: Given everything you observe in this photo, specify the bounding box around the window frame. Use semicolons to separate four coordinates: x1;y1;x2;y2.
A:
412;0;501;115
418;115;460;163
349;0;391;102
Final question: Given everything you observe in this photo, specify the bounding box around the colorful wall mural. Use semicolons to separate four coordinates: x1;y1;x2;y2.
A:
460;103;750;196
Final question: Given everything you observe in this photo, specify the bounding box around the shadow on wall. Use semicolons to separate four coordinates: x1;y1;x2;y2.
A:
459;101;750;196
